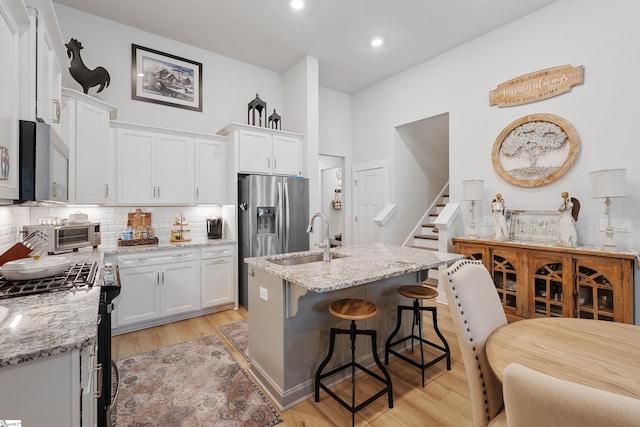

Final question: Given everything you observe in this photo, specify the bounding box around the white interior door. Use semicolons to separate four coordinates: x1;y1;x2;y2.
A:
354;166;384;244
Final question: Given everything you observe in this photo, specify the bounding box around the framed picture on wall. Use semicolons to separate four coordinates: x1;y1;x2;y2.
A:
492;113;580;187
131;44;203;112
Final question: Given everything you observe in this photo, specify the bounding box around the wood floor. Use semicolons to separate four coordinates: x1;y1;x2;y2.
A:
112;302;474;427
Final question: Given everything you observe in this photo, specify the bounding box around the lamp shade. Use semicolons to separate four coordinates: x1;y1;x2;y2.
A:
463;179;484;201
590;169;627;198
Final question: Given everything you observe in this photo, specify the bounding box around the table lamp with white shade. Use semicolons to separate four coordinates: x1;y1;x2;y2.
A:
590;168;627;249
463;179;484;239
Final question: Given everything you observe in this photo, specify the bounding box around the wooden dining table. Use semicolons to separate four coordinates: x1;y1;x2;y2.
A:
486;317;640;399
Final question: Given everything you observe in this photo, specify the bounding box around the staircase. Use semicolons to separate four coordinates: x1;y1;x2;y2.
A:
413;192;448;250
404;185;450;287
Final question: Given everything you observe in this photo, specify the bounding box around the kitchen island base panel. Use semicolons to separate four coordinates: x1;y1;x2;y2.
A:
248;268;420;410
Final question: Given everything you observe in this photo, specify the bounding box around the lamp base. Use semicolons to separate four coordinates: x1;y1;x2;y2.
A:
601;227;617;250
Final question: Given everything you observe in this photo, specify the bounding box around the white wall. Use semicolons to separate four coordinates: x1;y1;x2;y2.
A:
351;0;640;251
53;3;283;134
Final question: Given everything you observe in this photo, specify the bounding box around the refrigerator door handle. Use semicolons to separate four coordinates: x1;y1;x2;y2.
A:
283;180;290;253
277;181;283;244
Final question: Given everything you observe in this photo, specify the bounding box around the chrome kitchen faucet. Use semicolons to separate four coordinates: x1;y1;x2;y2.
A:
306;212;331;262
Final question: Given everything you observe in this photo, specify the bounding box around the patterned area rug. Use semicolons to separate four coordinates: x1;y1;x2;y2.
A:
114;334;281;426
219;320;250;362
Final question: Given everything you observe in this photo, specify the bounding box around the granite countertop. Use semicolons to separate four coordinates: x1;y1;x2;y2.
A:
0;248;104;368
245;243;465;292
0;240;237;368
101;238;236;254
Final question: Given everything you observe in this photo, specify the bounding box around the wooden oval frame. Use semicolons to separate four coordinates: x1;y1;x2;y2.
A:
492;113;580;187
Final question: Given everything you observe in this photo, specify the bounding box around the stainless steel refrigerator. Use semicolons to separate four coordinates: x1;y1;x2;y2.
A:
238;174;309;308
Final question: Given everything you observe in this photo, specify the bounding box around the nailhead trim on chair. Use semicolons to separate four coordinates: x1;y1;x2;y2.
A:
446;259;492;421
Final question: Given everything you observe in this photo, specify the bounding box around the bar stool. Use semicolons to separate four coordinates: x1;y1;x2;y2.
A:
315;298;393;426
384;285;451;387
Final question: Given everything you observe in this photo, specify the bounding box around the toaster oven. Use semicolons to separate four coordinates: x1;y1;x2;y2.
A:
22;223;101;254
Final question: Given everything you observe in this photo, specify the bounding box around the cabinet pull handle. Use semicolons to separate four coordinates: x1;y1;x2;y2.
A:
196;187;199;199
93;363;103;398
52;99;61;123
153;186;156;198
162;271;165;284
267;158;270;168
207;259;227;265
274;158;277;169
104;184;109;198
157;186;160;198
51;182;58;197
157;272;160;285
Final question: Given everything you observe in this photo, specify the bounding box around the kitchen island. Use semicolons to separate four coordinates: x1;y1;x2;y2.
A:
244;244;464;410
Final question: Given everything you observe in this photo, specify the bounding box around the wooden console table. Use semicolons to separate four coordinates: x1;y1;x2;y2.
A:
452;238;635;324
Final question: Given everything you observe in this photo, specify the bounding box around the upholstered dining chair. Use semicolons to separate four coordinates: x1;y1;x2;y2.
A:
442;259;507;427
503;363;640;427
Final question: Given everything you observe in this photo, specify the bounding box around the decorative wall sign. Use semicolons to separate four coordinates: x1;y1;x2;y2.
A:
66;38;111;94
131;44;202;112
492;114;580;187
489;65;584;107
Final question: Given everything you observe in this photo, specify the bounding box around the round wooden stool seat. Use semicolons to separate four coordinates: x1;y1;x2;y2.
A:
398;285;438;300
329;298;377;321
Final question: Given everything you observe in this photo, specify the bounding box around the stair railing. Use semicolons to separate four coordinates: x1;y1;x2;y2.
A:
402;182;449;247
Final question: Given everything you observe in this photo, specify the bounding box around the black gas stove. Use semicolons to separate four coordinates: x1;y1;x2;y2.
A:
0;261;98;298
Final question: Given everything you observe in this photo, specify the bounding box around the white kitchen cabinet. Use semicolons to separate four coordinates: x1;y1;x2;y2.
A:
115;125;195;205
0;0;28;201
0;346;95;427
116;249;199;327
61;88;117;204
218;123;304;176
195;138;229;204
201;244;235;308
19;0;66;132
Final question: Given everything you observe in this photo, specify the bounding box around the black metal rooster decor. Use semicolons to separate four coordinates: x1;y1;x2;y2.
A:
65;38;111;94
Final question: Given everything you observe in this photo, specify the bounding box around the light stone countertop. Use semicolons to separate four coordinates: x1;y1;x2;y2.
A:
0;241;236;368
0;248;104;368
244;243;465;292
100;238;236;255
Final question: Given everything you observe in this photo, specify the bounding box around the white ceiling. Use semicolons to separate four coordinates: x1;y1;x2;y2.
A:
53;0;559;94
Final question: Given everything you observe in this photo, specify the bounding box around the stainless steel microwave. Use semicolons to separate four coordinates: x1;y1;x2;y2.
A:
22;223;101;254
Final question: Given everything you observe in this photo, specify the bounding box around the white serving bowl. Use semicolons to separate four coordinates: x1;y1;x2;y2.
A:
0;256;71;281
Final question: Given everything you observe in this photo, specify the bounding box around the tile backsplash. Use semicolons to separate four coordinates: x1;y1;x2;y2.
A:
0;205;236;253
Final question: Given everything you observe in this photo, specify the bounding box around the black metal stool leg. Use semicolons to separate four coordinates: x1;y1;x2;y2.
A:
350;321;356;427
384;304;403;365
429;306;451;370
414;299;426;387
369;329;394;408
315;328;338;402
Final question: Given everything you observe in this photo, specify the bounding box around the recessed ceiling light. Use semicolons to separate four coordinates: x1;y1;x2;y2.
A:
370;37;384;47
290;0;304;10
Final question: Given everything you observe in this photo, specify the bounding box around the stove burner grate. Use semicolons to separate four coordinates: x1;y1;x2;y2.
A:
0;261;98;298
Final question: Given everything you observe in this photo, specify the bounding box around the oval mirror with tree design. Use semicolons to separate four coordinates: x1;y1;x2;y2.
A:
492;113;580;187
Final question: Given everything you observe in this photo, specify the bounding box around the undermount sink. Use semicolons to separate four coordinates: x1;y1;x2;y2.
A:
267;253;346;266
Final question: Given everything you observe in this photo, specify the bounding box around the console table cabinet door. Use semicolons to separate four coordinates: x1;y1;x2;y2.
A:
574;255;630;323
491;248;524;320
528;254;573;319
